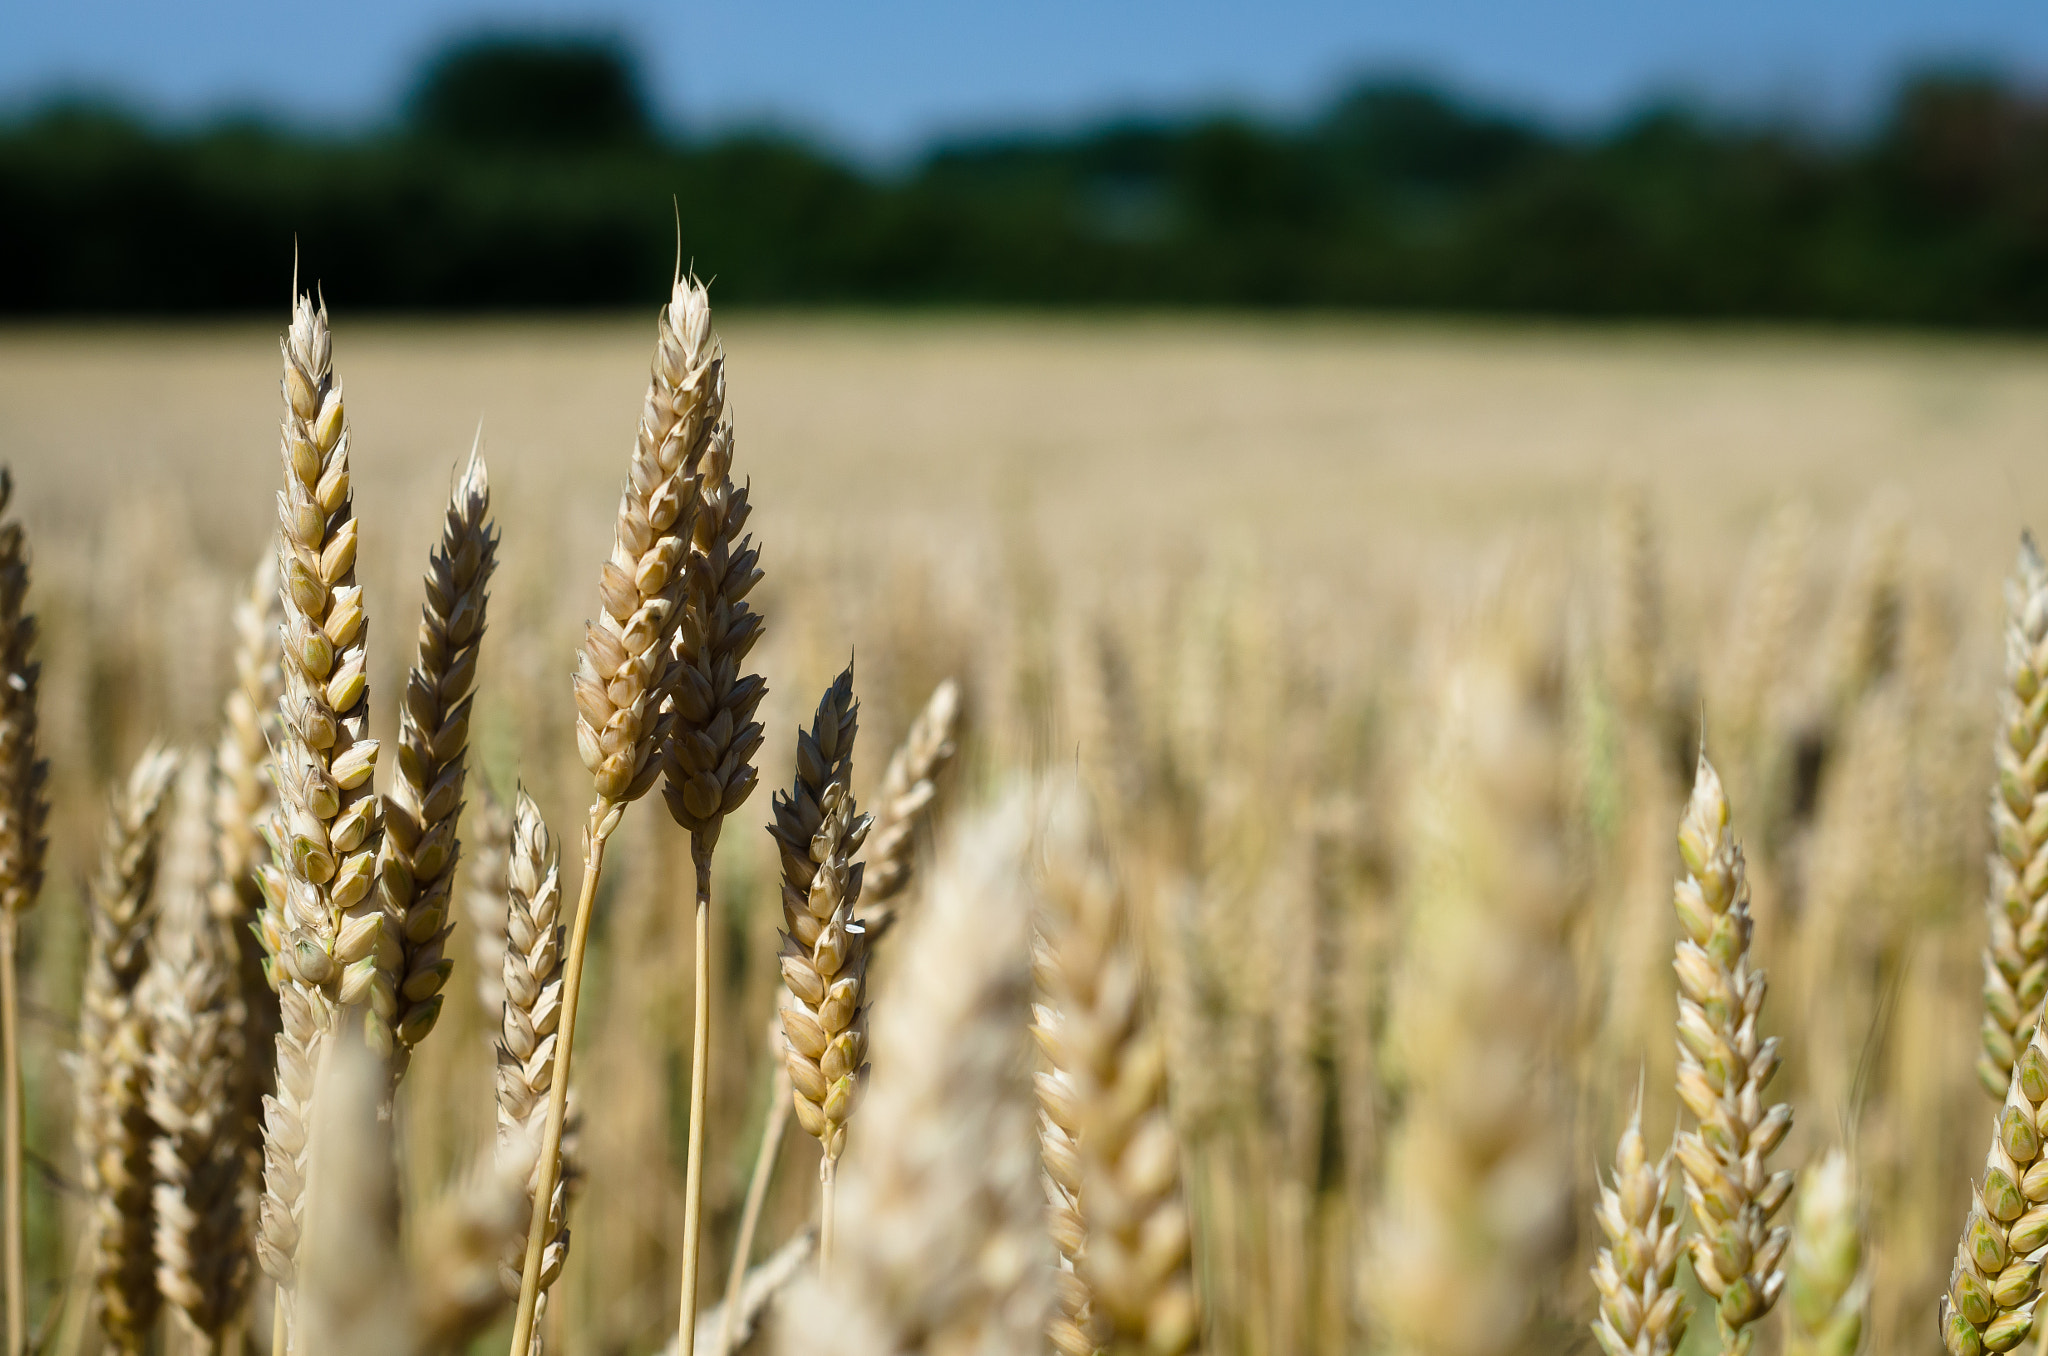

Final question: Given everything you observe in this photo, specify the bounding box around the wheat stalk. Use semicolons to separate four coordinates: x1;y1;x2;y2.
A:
1673;753;1793;1356
77;743;179;1354
256;288;385;1349
1942;1022;2048;1356
384;445;497;1071
860;677;961;941
1032;782;1198;1356
770;665;871;1267
148;758;252;1352
1982;534;2048;1098
1783;1148;1865;1356
1590;1092;1691;1356
661;409;767;1353
0;467;46;1356
510;270;715;1354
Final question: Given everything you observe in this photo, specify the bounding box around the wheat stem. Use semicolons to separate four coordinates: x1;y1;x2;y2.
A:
678;845;714;1347
0;914;19;1356
716;1060;790;1355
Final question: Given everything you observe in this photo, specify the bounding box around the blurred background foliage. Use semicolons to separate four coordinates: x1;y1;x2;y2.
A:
4;34;2048;320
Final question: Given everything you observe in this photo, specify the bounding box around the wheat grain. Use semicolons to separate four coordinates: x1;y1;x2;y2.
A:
1942;1022;2048;1356
1673;753;1793;1356
384;445;497;1068
148;758;252;1352
860;677;961;940
514;272;719;1353
1982;533;2048;1098
1589;1093;1690;1356
0;466;46;1356
257;288;385;1338
1032;782;1198;1356
1783;1148;1865;1356
77;743;179;1354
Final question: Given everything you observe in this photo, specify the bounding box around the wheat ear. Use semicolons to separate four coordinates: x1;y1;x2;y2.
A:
1032;784;1199;1356
1590;1092;1691;1356
770;665;871;1268
511;272;715;1354
662;411;766;1352
384;446;497;1071
495;789;570;1351
257;288;385;1348
77;743;180;1354
0;467;46;1356
1983;534;2048;1097
149;758;252;1352
1034;958;1091;1356
1942;1022;2048;1356
1784;1148;1865;1356
860;677;961;941
465;783;513;1023
776;785;1045;1356
1673;753;1793;1356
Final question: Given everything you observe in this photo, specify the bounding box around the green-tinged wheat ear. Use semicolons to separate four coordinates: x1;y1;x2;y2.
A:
77;744;180;1354
1982;533;2048;1098
1033;783;1199;1356
383;445;497;1069
148;758;253;1351
860;677;961;941
1784;1148;1866;1356
258;288;384;1339
1673;754;1793;1356
1589;1094;1690;1356
1943;1024;2048;1356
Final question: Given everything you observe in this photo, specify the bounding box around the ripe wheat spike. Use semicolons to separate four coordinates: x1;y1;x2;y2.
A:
1589;1093;1690;1356
1943;1022;2048;1356
1673;754;1793;1356
77;743;180;1354
860;676;962;941
1983;533;2048;1097
384;445;497;1069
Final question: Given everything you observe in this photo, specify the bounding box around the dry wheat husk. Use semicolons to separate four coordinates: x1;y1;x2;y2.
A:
1784;1148;1866;1356
1033;784;1199;1356
770;668;872;1194
76;743;180;1353
147;758;252;1351
860;678;961;941
1982;535;2048;1098
1589;1095;1690;1356
464;783;513;1027
1673;754;1793;1356
257;289;385;1318
778;786;1047;1356
1942;1022;2048;1356
384;446;497;1067
1032;991;1090;1356
0;469;47;923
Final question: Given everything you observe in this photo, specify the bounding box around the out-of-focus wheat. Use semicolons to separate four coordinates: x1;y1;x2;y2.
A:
1672;755;1793;1356
1941;1023;2048;1356
1589;1094;1690;1356
76;743;179;1354
861;677;961;941
1982;534;2048;1098
465;783;513;1027
1783;1148;1865;1356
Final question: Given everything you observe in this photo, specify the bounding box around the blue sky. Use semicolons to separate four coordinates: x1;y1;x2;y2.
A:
8;0;2048;155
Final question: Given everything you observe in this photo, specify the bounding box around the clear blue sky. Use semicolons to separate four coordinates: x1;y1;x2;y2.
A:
9;0;2048;155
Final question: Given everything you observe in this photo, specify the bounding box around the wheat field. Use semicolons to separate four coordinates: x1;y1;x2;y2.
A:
2;307;2048;1356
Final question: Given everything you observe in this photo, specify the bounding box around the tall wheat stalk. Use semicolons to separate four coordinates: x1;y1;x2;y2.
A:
510;272;716;1354
661;408;766;1352
256;288;385;1351
77;744;179;1354
1982;534;2048;1097
0;468;45;1356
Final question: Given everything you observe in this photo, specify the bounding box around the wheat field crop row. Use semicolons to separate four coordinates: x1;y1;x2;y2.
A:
0;304;2047;1355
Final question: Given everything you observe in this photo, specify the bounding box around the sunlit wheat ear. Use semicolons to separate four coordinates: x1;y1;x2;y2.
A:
1673;754;1793;1356
495;789;572;1344
778;786;1046;1356
149;758;252;1352
860;677;962;941
1589;1093;1690;1356
1784;1148;1866;1356
76;743;180;1354
1943;1023;2048;1356
464;783;513;1025
1033;968;1091;1355
769;666;871;1263
1982;533;2048;1098
383;446;497;1071
1032;783;1199;1356
259;288;384;1332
